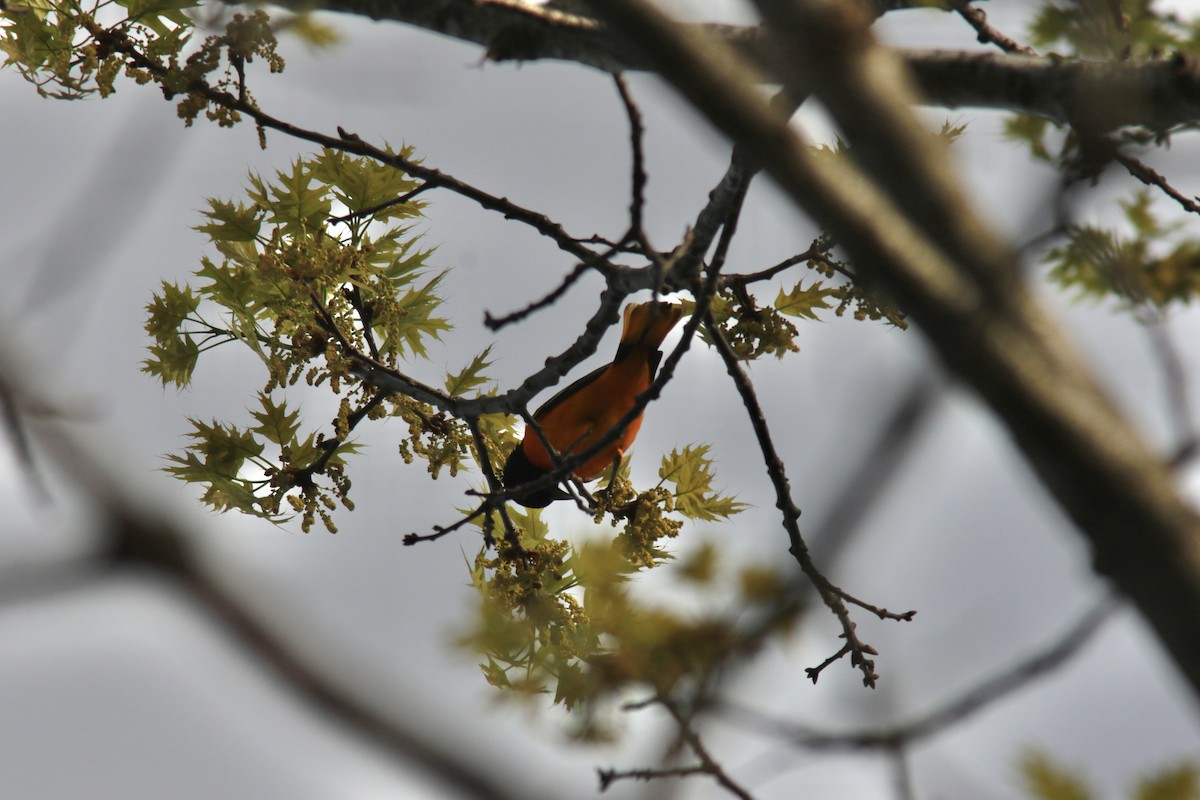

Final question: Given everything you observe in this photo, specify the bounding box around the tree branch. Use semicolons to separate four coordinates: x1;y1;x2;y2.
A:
586;0;1200;705
704;312;894;688
724;596;1119;751
263;0;1200;132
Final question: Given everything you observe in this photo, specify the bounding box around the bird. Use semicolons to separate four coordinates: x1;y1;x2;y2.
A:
502;300;684;507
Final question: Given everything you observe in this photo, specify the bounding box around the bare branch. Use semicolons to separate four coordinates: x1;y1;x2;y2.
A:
261;0;1200;133
595;764;710;791
483;262;591;331
949;0;1037;56
613;74;649;244
703;313;887;688
1108;141;1200;215
726;596;1119;751
660;699;757;800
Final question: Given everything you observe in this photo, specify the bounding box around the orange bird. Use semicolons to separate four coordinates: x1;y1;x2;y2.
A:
503;301;684;507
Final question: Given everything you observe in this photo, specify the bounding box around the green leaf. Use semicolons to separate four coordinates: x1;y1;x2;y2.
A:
115;0;198;37
775;280;836;321
143;333;200;387
1136;764;1200;800
145;281;199;340
1019;752;1091;800
201;475;268;516
659;444;746;522
1121;190;1163;239
446;346;495;396
938;118;968;145
0;6;59;71
374;226;434;284
196;198;262;243
249;393;302;445
312;147;422;223
256;160;331;235
196;256;257;310
383;271;451;359
327;439;363;465
162;450;217;484
288;431;323;468
183;418;265;476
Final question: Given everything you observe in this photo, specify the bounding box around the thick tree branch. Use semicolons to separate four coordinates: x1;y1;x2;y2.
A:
266;0;1200;132
586;0;1200;705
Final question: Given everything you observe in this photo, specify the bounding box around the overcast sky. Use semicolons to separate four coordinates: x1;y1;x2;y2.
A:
3;1;1200;798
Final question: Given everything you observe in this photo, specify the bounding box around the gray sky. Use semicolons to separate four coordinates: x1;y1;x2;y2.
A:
3;2;1200;798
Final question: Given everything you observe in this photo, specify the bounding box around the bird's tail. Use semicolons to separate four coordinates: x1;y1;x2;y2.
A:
620;301;684;350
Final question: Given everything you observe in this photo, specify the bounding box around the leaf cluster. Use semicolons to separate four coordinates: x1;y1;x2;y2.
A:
145;149;450;531
1020;751;1199;800
1029;0;1200;59
1;0;196;97
1;0;313;139
461;444;764;734
1046;191;1200;306
699;234;905;362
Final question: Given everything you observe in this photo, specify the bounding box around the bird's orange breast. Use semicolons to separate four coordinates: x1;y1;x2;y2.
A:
521;354;652;480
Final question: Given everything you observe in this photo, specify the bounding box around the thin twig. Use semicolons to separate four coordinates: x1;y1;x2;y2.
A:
704;314;886;688
465;416;524;548
596;764;709;791
614;74;649;244
661;699;757;800
720;248;815;289
1109;143;1200;215
836;588;916;622
804;643;853;684
403;500;493;545
327;183;433;225
949;1;1038;56
725;596;1119;750
483;262;592;331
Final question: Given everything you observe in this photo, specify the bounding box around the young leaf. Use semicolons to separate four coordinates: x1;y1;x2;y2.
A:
249;393;302;445
659;444;746;522
311;147;422;222
284;13;342;50
196;256;257;311
143;334;200;387
196;198;262;243
1004;114;1054;163
446;346;495;397
184;418;265;474
382;271;451;359
259;159;331;235
775;280;836;321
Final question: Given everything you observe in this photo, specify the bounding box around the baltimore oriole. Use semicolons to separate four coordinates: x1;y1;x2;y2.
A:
502;301;685;507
